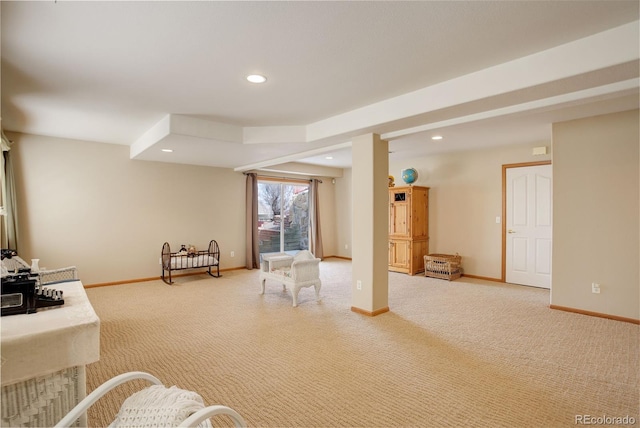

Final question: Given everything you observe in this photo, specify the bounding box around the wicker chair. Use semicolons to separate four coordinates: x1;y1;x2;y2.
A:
38;266;78;285
54;371;246;428
259;250;321;307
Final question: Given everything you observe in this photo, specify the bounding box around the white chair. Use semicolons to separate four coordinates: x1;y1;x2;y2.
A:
54;371;246;428
259;250;321;307
38;265;78;285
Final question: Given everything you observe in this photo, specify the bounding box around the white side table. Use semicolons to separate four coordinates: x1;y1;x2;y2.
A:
1;281;100;427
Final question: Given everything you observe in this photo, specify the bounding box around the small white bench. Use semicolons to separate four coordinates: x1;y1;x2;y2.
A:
259;251;321;307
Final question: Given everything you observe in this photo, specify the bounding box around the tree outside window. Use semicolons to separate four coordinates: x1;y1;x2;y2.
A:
257;181;309;254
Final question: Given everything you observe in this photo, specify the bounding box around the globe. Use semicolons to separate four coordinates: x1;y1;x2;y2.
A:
401;168;418;184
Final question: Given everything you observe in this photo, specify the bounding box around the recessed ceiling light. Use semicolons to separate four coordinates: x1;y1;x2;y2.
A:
431;135;443;140
325;156;333;160
161;149;173;153
247;74;267;83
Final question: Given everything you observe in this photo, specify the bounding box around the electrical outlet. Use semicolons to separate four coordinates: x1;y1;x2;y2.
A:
345;244;348;250
230;251;235;257
356;280;362;290
159;257;162;265
592;283;601;294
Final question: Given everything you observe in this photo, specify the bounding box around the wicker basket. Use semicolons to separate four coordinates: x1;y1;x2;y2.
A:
424;253;462;281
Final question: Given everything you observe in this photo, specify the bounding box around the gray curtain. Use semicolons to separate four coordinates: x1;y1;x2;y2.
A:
245;173;260;269
1;131;18;251
309;178;323;259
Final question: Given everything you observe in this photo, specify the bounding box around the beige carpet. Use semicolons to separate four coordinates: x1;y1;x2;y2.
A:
85;259;639;427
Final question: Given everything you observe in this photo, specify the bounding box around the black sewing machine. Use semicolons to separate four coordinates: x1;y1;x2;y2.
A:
1;273;65;316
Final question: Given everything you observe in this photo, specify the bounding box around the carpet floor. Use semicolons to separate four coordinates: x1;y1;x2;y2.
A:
84;259;639;427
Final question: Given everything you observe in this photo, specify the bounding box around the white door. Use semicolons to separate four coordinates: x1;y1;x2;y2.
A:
506;164;552;288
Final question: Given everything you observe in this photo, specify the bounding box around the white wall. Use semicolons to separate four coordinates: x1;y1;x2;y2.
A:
334;143;553;278
9;132;337;285
393;144;552;278
552;110;639;320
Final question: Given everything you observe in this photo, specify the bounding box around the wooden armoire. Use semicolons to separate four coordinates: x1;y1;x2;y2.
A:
388;185;429;275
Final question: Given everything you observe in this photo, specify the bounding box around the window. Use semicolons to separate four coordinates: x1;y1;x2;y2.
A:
257;180;310;255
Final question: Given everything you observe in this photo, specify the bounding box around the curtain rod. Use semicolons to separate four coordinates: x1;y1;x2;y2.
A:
242;172;322;183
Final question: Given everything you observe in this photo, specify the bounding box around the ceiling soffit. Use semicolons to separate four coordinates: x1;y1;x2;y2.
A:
128;21;639;171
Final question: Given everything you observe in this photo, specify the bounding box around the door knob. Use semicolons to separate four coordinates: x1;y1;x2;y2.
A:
508;230;516;234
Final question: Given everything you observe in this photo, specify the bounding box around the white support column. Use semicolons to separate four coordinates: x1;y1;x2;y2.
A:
351;133;389;316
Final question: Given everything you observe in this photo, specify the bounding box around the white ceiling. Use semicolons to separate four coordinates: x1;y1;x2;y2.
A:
2;1;639;171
